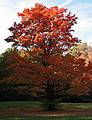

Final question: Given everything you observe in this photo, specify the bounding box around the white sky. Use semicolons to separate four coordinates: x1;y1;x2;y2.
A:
0;0;92;53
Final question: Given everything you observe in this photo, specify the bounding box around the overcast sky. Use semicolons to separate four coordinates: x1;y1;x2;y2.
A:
0;0;92;53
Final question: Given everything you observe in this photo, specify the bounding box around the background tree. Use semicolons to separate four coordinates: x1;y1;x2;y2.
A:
0;48;18;100
0;52;11;80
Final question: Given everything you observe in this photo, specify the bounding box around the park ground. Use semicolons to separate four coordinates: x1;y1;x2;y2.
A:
0;101;92;119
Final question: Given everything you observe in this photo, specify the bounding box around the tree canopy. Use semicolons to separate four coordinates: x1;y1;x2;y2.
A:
2;3;92;110
5;3;78;56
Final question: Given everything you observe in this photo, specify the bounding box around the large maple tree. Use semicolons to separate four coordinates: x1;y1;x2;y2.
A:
4;3;90;110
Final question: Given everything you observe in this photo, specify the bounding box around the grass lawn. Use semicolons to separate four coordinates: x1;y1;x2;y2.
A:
0;116;92;120
59;103;92;109
0;101;92;119
0;101;92;109
0;101;41;109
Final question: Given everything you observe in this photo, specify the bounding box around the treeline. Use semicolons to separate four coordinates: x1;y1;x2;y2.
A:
0;48;92;103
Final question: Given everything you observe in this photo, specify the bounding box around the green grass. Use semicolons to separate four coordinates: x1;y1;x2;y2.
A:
0;101;41;108
0;116;92;120
0;101;92;119
59;103;92;109
0;101;92;109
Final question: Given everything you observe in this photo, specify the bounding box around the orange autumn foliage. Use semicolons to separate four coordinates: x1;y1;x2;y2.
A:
3;3;92;109
2;50;91;98
5;3;78;55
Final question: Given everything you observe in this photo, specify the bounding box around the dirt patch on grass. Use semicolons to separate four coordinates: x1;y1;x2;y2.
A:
0;108;92;117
